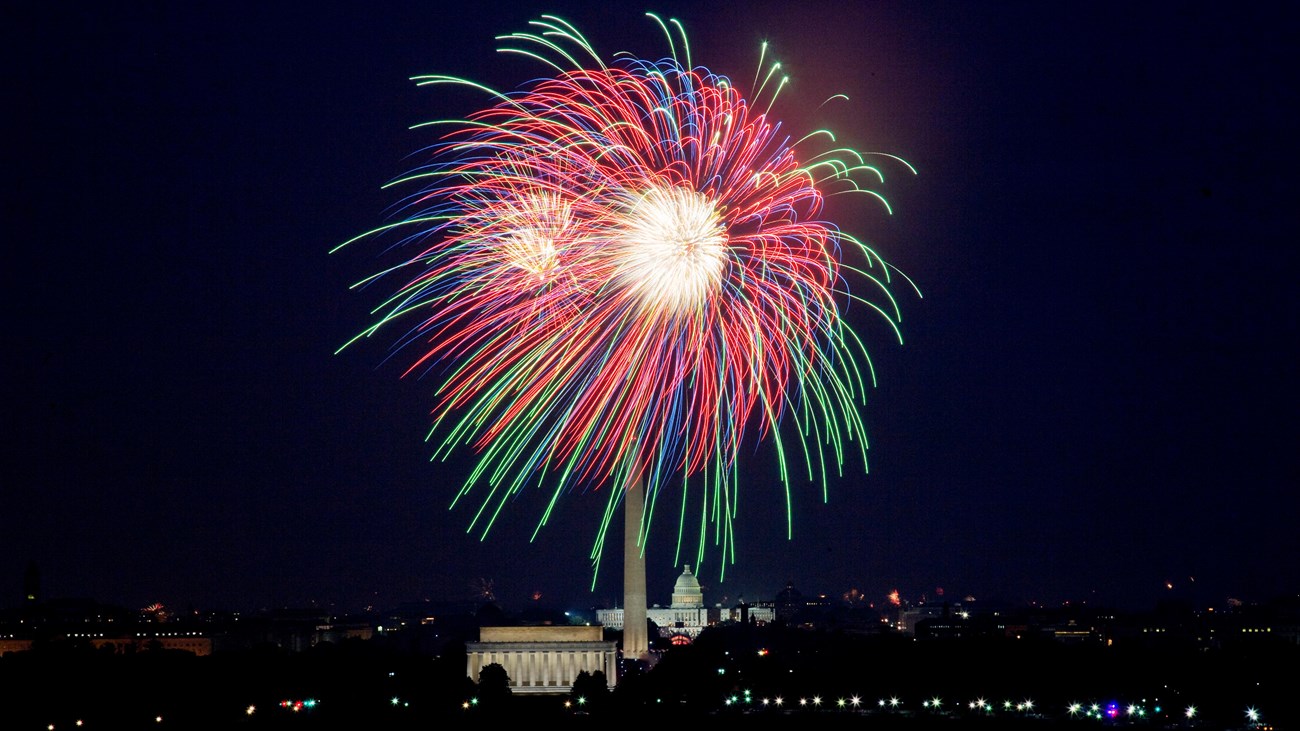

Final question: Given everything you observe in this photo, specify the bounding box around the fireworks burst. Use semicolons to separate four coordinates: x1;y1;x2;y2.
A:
337;13;918;584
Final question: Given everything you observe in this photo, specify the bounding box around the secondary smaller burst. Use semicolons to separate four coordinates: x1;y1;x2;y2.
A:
498;192;568;283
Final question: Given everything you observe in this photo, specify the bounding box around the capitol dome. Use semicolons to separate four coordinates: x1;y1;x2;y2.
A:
670;565;704;608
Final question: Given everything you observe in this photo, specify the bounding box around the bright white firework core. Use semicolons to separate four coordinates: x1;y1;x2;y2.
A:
616;185;728;312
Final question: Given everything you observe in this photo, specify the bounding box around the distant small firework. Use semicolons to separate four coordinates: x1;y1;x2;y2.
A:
338;13;916;582
469;577;496;602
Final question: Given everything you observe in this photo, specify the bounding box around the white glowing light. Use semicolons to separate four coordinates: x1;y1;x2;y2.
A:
503;228;559;278
615;185;727;312
498;193;571;282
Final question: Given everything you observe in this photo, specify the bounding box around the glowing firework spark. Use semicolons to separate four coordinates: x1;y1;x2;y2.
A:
336;13;917;582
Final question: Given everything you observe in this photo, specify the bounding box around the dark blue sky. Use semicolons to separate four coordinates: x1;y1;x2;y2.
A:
5;1;1296;615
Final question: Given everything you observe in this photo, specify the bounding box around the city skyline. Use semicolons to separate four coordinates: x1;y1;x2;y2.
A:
5;1;1296;617
3;548;1283;619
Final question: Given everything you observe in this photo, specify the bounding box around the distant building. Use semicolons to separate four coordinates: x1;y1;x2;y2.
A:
774;581;843;629
724;598;775;626
1050;618;1109;644
0;638;32;656
465;625;617;695
95;633;213;656
599;565;721;642
775;581;804;622
899;602;950;635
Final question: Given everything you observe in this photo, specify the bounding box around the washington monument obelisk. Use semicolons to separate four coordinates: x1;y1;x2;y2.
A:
622;473;649;660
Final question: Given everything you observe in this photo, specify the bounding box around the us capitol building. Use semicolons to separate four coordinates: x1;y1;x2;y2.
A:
597;565;773;644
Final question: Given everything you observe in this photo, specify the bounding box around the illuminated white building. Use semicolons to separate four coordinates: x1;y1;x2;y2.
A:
465;625;618;695
599;565;718;642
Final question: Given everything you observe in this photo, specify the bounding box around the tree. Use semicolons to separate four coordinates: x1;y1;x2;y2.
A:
476;662;512;712
570;669;609;711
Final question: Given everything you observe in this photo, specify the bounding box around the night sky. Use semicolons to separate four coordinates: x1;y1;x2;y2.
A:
6;1;1296;616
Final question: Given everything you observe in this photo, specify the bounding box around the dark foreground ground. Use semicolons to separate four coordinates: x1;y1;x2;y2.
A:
6;626;1293;731
15;700;1262;731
